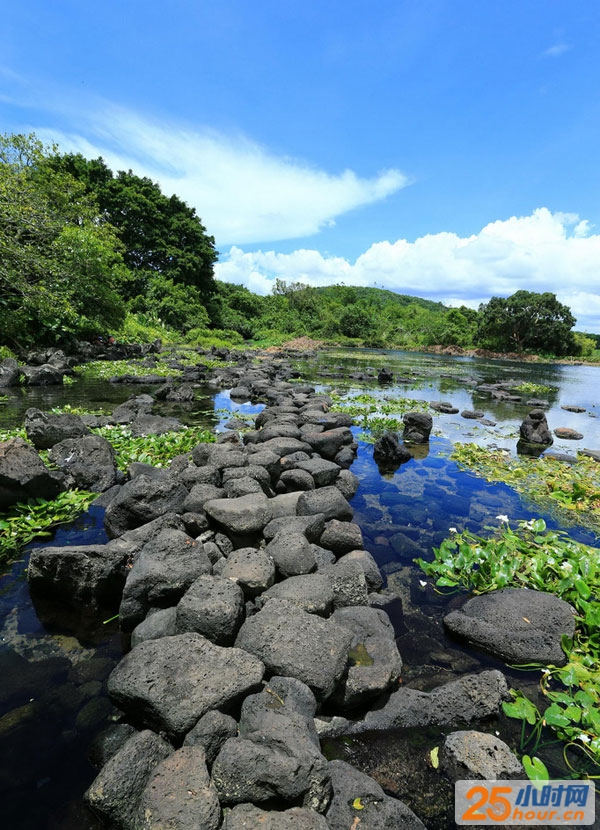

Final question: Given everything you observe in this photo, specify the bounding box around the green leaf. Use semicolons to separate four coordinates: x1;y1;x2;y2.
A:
522;755;549;782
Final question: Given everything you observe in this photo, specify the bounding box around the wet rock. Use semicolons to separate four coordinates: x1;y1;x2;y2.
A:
378;368;394;384
403;411;433;443
0;358;20;387
330;606;403;709
440;730;524;781
136;745;221;830
104;475;188;538
325;760;426;829
303;427;354;461
519;409;553;445
430;401;459;414
561;405;586;413
84;729;172;829
109;394;154;425
20;364;65;385
0;436;64;510
235;599;353;701
554;427;583;440
443;588;576;665
345;670;510;733
108;633;265;740
461;410;485;420
88;722;138;768
373;432;412;470
28;542;130;609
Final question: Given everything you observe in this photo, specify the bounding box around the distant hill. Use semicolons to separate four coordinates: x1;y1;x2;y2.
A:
313;284;446;312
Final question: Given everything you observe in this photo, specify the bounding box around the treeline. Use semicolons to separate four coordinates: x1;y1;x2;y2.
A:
1;132;595;358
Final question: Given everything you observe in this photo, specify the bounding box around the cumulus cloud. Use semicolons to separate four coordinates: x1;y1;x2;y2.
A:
36;105;408;246
215;208;600;332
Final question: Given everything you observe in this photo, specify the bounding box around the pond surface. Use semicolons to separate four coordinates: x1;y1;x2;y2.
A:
1;349;599;828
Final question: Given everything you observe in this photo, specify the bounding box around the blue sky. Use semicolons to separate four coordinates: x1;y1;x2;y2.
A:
3;1;600;330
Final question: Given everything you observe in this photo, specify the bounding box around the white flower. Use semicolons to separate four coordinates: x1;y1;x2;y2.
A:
496;514;509;524
560;561;573;573
419;580;427;588
578;733;591;744
449;527;457;534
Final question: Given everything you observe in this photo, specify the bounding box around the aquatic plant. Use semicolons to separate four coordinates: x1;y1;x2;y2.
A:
416;518;600;780
92;424;215;470
0;491;95;567
73;359;182;381
452;443;600;533
511;381;554;396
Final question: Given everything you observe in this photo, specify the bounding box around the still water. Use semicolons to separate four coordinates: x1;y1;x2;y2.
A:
1;349;599;828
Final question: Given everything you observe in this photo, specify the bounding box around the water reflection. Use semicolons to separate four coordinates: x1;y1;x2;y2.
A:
1;351;600;826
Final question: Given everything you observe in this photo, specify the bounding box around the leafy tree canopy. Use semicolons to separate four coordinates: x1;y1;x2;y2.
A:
476;290;576;355
0;133;127;347
46;153;218;302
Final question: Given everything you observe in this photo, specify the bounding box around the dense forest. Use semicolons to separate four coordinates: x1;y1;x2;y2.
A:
1;132;597;359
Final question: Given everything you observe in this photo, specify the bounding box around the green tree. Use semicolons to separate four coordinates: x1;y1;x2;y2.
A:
0;133;127;347
476;291;576;355
46;154;218;303
439;306;479;347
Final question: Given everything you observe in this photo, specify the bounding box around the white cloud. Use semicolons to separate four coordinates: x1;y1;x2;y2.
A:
35;105;408;246
215;208;600;332
541;42;572;58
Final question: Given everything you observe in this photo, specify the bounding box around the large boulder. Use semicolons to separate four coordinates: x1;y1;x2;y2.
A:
325;760;426;829
220;547;276;597
0;358;20;387
175;574;245;645
0;437;64;510
234;599;353;701
136;746;221;830
107;633;265;740
345;670;510;734
84;729;172;829
24;407;91;450
212;679;330;812
302;427;354;461
519;409;553;445
203;493;273;536
48;434;120;492
20;364;65;385
256;573;335;616
443;588;576;666
403;411;433;444
440;730;524;781
266;530;317;577
104;474;188;538
373;432;412;471
329;606;403;709
118;528;212;632
28;541;131;610
297;486;354;522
